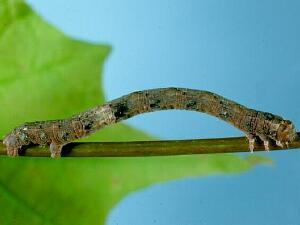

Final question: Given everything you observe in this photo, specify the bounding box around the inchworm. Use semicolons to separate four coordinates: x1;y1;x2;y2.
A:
3;87;296;158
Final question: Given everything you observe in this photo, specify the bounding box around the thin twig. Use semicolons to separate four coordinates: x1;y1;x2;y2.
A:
0;133;299;157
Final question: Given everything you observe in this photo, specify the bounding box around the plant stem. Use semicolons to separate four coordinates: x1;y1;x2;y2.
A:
0;133;299;157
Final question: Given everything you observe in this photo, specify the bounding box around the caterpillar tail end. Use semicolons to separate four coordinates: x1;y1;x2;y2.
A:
7;147;19;157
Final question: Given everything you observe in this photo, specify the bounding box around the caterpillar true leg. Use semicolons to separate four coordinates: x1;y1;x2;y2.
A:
276;140;284;148
246;134;255;153
258;135;270;152
263;141;270;151
285;142;289;148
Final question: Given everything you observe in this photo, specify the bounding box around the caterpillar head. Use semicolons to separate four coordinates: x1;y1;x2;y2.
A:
276;120;297;143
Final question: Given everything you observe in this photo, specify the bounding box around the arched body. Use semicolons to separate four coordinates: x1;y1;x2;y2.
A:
3;87;296;157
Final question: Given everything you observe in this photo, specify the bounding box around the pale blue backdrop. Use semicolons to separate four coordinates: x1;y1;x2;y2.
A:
27;1;300;224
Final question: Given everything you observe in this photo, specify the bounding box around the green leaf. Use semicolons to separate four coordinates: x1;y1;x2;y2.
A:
0;1;270;225
0;0;149;141
0;155;271;225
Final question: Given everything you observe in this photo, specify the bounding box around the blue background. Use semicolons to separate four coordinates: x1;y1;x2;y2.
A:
27;1;300;224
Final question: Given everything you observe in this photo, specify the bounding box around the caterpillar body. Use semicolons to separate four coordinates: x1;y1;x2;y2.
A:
3;87;296;158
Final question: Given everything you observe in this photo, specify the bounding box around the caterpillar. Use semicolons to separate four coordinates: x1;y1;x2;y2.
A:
3;87;296;158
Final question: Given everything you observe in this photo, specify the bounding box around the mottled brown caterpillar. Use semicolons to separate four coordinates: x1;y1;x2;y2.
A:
3;87;296;158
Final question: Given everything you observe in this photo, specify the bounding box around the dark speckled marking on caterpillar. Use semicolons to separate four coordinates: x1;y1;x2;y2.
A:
3;87;296;158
